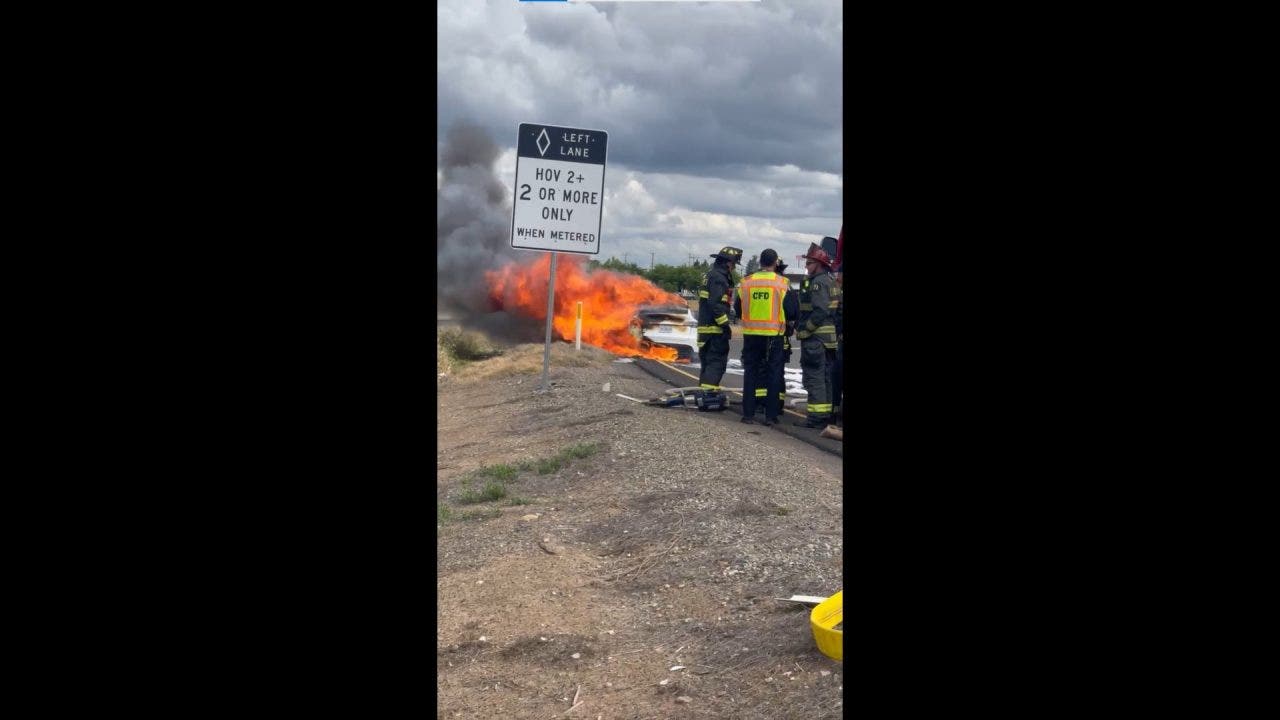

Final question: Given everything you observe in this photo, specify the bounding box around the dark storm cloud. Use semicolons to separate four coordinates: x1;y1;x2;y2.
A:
437;1;842;271
437;0;842;176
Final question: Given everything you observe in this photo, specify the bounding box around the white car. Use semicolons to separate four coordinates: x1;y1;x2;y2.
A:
630;303;698;362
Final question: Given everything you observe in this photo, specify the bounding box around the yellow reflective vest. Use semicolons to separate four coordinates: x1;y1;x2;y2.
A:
736;271;789;336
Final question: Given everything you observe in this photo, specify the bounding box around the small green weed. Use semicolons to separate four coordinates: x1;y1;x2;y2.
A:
438;505;454;525
458;479;507;504
460;507;501;521
476;464;517;482
506;496;533;506
536;457;565;474
534;442;602;474
564;442;601;459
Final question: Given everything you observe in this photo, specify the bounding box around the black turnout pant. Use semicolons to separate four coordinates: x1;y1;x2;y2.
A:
776;341;792;408
800;337;836;421
698;332;730;390
741;334;784;420
830;338;843;414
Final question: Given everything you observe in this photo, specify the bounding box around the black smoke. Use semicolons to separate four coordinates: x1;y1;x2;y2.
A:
437;122;546;343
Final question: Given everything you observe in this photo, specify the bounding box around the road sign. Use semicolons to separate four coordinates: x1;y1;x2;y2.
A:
510;122;608;255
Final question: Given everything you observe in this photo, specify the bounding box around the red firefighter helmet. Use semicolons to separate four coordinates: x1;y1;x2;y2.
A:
801;242;832;269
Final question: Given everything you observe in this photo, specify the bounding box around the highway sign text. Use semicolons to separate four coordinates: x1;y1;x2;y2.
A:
511;122;608;255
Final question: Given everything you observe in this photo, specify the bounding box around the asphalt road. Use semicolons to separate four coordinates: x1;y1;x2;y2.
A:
686;302;801;373
632;357;842;457
683;323;803;392
726;323;803;371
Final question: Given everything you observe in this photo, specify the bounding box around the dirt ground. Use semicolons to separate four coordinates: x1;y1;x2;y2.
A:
437;338;844;720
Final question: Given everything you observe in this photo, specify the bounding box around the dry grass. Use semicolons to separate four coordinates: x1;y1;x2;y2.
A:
438;327;508;378
452;342;616;382
437;341;454;376
439;328;503;362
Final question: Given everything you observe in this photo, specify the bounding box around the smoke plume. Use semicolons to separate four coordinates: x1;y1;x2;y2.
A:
436;122;544;342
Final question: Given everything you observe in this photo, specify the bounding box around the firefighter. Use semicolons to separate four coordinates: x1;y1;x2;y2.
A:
697;246;742;395
734;249;792;426
774;259;798;412
820;233;844;424
794;242;838;428
834;228;844;420
748;259;797;417
830;268;843;424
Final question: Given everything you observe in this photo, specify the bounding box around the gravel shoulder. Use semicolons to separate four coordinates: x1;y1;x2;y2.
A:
437;341;844;719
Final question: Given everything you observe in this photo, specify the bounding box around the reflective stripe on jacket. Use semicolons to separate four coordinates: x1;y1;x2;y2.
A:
697;263;734;331
798;272;837;347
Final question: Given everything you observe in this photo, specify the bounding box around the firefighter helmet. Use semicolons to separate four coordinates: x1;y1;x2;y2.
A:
710;246;743;264
801;242;832;268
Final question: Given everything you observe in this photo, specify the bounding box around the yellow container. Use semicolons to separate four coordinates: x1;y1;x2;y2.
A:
810;590;843;661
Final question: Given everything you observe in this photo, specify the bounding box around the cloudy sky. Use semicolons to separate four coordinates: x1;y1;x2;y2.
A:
437;0;842;269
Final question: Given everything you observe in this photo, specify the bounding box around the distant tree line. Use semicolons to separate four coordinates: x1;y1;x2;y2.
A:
588;256;742;293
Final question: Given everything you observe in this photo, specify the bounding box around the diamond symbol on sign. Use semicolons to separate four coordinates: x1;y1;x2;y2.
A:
535;128;550;156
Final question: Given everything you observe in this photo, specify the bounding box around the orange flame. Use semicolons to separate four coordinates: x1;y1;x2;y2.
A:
485;254;686;361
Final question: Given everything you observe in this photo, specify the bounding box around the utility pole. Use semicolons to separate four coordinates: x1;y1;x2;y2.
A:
623;253;629;265
650;252;654;269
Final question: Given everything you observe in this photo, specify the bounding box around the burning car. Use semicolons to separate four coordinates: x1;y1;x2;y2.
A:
629;303;698;362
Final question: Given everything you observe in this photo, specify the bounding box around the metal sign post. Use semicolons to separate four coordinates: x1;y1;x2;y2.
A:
539;251;558;393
